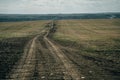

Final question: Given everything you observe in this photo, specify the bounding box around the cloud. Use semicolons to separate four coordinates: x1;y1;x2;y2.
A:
0;0;120;14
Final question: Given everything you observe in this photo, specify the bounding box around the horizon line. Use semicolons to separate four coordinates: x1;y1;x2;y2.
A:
0;12;120;15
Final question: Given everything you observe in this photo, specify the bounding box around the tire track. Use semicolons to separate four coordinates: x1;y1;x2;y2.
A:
7;21;82;80
34;36;66;80
7;35;39;80
44;26;82;80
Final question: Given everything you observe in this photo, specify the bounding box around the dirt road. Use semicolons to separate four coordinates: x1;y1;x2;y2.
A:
7;21;82;80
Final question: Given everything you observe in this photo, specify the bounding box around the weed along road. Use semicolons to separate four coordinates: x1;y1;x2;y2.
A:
7;21;82;80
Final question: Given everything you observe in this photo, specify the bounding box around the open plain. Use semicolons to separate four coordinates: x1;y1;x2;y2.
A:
0;19;120;80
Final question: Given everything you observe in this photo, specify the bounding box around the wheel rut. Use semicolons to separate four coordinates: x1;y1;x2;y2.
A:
7;21;82;80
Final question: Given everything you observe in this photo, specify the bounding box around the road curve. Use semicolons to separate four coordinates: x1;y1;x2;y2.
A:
7;21;82;80
44;28;82;80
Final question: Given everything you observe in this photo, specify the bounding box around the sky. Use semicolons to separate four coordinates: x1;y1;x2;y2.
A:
0;0;120;14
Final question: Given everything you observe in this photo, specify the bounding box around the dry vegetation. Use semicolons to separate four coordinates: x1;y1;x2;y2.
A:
0;19;120;80
0;20;48;79
0;20;48;38
54;19;120;41
52;19;120;80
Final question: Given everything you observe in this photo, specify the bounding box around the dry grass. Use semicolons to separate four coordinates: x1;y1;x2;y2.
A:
54;19;120;49
52;19;120;80
0;19;120;80
0;20;49;39
0;20;49;79
55;19;120;41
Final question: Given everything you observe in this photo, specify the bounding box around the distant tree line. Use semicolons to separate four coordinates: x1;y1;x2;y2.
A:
0;13;120;22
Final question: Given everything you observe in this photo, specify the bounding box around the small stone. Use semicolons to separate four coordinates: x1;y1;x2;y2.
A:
89;71;93;73
41;76;45;79
50;73;54;76
81;76;85;79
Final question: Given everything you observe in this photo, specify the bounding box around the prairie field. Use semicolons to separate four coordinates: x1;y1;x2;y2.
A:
0;20;48;79
0;20;48;39
52;19;120;80
0;19;120;80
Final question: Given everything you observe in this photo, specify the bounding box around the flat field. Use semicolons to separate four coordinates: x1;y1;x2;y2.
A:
0;19;120;80
0;20;48;79
53;19;120;80
0;20;48;38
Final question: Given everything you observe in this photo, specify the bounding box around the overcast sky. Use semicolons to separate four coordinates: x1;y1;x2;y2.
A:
0;0;120;14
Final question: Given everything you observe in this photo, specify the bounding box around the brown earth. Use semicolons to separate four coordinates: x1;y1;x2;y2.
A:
6;21;82;80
